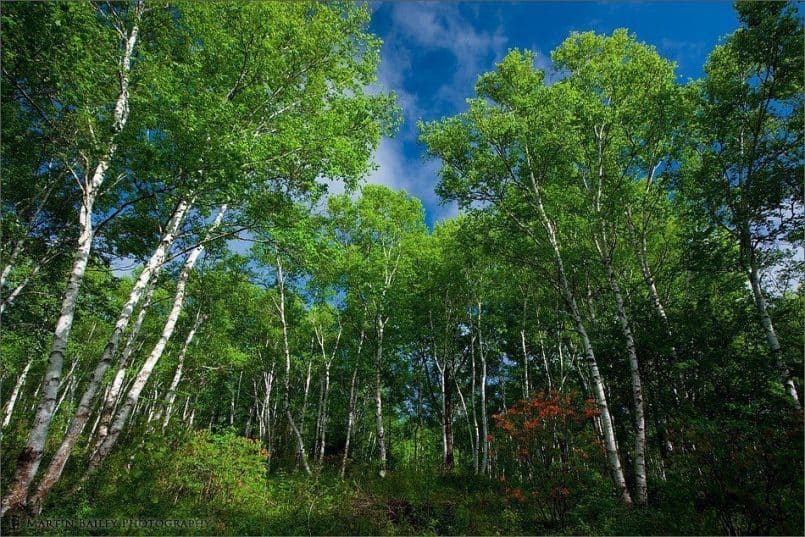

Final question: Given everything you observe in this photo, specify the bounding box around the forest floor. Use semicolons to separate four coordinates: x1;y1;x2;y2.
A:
10;462;703;536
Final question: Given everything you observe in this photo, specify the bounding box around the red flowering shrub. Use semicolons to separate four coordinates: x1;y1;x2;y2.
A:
491;391;602;529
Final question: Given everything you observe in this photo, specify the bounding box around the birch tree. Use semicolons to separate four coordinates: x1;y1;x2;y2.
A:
1;1;145;514
421;52;634;504
681;1;803;406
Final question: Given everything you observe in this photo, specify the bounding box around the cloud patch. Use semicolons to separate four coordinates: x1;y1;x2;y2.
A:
364;3;506;225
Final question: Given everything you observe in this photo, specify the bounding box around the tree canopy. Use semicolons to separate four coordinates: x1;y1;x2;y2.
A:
1;1;802;535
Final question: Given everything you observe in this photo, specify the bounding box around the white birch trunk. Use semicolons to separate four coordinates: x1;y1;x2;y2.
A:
598;244;648;505
90;279;155;455
340;327;364;478
374;315;388;477
2;361;32;429
523;147;633;505
748;260;800;407
0;261;44;317
275;256;312;475
1;4;143;514
470;332;480;474
477;303;489;476
162;311;204;431
0;239;24;290
29;199;190;512
87;205;226;471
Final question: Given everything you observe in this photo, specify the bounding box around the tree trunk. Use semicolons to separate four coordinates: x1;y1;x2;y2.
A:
0;238;24;290
454;376;474;470
523;148;632;505
599;247;648;506
477;303;489;476
298;357;312;466
230;371;243;427
29;199;190;513
747;259;800;407
162;311;204;431
374;315;388;478
1;201;95;515
313;369;325;462
318;362;331;464
470;332;480;474
340;327;363;478
0;5;142;515
275;256;311;475
443;362;455;470
87;205;226;472
2;360;32;429
0;261;44;317
315;324;340;466
91;283;156;457
438;362;447;465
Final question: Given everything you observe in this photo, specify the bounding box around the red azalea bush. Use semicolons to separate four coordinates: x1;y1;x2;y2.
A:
491;391;603;529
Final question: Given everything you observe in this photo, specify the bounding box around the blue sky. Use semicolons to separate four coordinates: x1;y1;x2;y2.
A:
362;1;740;226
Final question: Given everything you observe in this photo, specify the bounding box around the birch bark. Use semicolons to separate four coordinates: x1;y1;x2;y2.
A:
29;199;190;512
1;3;143;515
275;256;312;475
162;311;205;431
2;360;31;429
523;147;633;505
87;205;227;471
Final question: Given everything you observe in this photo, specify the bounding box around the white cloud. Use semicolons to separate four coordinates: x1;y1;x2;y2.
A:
361;3;505;224
366;137;457;223
529;47;566;85
388;2;508;112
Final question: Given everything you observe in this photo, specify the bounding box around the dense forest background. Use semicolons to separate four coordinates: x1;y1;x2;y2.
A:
1;1;802;535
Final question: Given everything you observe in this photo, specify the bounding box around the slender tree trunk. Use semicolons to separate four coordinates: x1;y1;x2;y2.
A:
521;330;531;399
53;358;80;419
538;332;552;393
313;368;325;461
229;371;242;427
523;148;632;505
625;178;680;363
2;361;32;429
29;200;190;513
162;312;204;431
437;362;447;465
341;327;363;478
637;234;677;357
181;395;191;423
0;6;143;515
0;238;23;290
91;283;155;456
28;384;41;414
598;245;648;506
87;205;226;473
747;259;800;407
2;201;95;515
275;256;311;475
254;380;265;441
470;332;480;474
245;405;254;438
454;376;474;469
443;362;455;470
315;325;340;465
477;304;489;476
298;357;312;465
317;362;331;464
87;392;105;443
374;315;388;477
0;261;44;317
267;368;278;471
